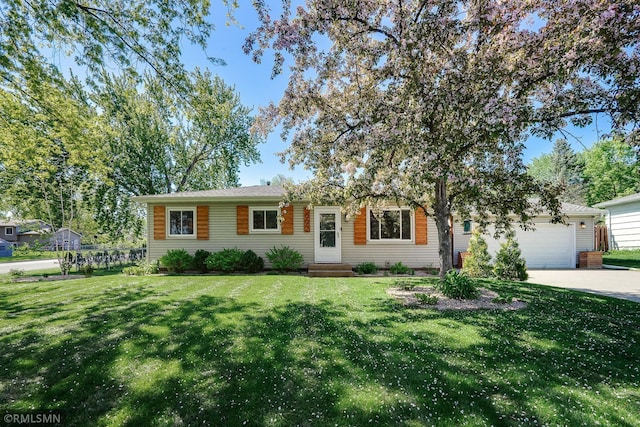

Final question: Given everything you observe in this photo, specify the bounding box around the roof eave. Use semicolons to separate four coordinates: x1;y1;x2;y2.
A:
132;195;296;204
594;200;639;209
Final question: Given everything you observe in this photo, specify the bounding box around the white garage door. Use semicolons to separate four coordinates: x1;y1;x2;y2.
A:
484;223;576;269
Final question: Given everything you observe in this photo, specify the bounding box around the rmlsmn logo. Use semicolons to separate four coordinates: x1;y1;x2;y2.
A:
3;412;62;425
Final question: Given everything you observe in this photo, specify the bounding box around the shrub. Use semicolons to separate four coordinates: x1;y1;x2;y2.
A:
355;262;378;275
493;237;528;281
159;249;193;273
123;261;159;276
462;229;493;278
239;250;264;273
415;293;439;305
192;249;211;273
266;245;304;272
437;270;479;299
9;269;25;278
424;265;439;276
206;248;245;273
389;262;414;275
81;264;95;277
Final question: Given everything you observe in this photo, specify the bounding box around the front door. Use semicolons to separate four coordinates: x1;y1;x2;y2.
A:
314;207;342;263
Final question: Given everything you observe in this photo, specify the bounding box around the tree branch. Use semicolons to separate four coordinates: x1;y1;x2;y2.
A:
334;16;400;46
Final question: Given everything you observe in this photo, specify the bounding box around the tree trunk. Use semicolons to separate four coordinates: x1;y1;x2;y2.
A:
433;178;453;279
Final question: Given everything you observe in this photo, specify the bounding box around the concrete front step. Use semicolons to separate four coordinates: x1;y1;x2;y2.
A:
308;263;354;277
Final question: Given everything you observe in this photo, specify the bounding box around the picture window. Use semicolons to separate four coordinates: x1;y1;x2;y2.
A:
369;209;412;241
168;209;195;236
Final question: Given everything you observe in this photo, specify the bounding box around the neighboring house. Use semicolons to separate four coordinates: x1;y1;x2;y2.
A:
16;231;46;247
594;193;640;250
49;228;83;251
15;219;53;247
133;185;603;270
0;238;13;257
0;221;18;244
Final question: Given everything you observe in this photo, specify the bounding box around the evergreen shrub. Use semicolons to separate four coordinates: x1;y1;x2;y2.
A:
462;229;493;278
193;249;211;273
239;250;265;273
493;237;528;281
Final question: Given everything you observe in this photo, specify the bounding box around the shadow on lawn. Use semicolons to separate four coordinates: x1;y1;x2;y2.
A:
0;278;639;426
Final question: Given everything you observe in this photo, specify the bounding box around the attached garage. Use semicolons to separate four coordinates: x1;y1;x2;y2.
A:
484;223;576;269
453;203;604;270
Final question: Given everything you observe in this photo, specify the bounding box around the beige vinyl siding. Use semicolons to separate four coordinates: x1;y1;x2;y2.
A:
572;218;596;254
147;202;313;268
341;214;440;269
608;202;640;249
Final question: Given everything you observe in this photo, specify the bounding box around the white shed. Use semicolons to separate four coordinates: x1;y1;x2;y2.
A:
594;193;640;250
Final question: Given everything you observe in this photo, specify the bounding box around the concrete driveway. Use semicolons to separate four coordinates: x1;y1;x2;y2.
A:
527;269;640;303
0;259;60;274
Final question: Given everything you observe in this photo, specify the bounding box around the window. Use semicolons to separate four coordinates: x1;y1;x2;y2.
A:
5;227;13;235
369;209;412;241
463;220;472;234
168;209;195;236
250;208;280;232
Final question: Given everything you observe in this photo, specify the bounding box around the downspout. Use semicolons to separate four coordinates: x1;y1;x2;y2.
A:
604;209;612;250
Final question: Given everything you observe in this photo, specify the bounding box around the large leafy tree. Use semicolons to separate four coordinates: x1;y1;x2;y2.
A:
582;138;640;206
0;81;104;222
246;0;640;275
0;79;105;272
92;68;263;240
0;0;231;93
0;0;242;245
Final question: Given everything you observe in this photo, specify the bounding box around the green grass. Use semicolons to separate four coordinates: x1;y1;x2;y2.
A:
1;274;638;426
0;251;59;263
604;249;640;269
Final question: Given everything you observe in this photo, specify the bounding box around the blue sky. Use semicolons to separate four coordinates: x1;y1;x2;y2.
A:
183;4;605;186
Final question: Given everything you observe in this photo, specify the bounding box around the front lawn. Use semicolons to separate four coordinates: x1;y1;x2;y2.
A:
1;274;638;426
0;251;59;263
604;249;640;269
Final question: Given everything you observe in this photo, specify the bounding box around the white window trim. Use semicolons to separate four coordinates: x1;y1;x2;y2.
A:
167;207;197;238
5;227;13;235
463;219;473;235
367;207;414;244
249;207;281;234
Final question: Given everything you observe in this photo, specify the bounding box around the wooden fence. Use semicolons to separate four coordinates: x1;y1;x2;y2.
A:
594;225;608;252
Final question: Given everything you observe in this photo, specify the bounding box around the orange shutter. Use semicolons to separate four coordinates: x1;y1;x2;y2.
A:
153;206;166;240
281;205;294;235
415;208;428;245
303;207;311;232
354;207;367;245
237;205;249;235
196;206;209;240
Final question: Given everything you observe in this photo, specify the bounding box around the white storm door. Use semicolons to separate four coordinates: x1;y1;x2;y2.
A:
314;207;342;263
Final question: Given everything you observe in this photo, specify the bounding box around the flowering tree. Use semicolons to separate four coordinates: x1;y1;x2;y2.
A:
246;1;640;275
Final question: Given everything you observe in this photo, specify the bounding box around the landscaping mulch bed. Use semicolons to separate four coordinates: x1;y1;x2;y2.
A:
387;285;527;311
11;275;85;283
